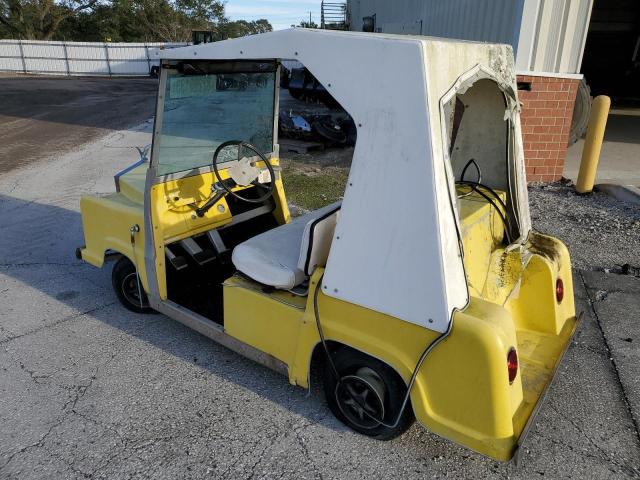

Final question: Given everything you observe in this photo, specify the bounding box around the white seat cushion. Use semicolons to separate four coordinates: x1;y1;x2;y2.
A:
298;207;340;276
232;201;341;289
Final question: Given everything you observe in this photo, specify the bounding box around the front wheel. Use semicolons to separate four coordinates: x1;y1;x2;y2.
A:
322;348;414;440
112;257;154;314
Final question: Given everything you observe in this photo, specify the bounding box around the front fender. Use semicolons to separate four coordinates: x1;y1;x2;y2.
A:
79;193;149;290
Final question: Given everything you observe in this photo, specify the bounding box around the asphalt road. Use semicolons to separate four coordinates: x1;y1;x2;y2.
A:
0;78;639;479
0;75;157;173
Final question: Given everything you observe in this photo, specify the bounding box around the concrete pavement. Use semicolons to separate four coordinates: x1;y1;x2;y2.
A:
564;110;640;187
1;121;639;478
580;270;640;441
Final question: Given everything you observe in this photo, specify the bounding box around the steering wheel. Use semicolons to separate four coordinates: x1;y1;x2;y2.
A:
212;140;276;204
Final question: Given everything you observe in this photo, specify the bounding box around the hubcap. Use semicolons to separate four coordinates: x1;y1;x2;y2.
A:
335;367;386;429
121;272;147;308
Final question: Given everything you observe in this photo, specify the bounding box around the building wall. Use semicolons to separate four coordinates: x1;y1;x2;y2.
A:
517;74;579;182
348;0;593;76
347;0;593;182
349;0;524;50
516;0;593;75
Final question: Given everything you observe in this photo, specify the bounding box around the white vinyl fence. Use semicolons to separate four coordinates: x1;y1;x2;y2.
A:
0;40;187;76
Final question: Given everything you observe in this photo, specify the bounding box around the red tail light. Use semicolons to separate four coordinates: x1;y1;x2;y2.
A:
556;278;564;303
507;348;518;384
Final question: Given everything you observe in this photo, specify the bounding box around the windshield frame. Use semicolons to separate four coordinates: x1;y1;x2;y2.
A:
149;59;280;181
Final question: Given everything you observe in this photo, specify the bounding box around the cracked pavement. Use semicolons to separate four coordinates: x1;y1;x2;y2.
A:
1;78;640;479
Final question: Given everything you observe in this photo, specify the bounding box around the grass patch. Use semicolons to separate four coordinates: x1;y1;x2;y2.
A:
281;162;349;211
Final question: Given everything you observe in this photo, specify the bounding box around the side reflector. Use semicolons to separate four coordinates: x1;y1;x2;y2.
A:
556;278;564;303
507;348;518;384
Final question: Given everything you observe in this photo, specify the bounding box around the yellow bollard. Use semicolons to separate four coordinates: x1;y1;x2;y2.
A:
576;95;611;193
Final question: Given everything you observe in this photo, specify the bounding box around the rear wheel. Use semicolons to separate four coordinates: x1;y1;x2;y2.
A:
322;347;414;440
112;256;154;314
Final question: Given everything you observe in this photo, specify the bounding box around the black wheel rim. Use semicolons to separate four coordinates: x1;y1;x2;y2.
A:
121;272;147;308
335;370;386;429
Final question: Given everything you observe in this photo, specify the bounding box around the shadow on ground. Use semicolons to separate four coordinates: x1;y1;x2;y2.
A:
0;193;342;433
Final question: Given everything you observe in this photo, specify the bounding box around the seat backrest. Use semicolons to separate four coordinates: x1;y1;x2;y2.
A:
297;203;341;276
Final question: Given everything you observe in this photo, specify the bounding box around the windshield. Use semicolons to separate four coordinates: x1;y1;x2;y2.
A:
155;61;277;176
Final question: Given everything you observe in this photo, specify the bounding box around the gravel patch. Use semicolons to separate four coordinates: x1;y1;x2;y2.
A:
529;182;640;271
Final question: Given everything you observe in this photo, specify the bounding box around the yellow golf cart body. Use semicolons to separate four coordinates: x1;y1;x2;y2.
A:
77;29;579;461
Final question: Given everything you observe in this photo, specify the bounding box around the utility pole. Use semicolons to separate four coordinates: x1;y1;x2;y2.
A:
309;11;312;26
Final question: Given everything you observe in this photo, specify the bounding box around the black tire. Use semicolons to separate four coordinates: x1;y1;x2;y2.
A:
322;347;414;440
112;256;154;314
313;119;347;144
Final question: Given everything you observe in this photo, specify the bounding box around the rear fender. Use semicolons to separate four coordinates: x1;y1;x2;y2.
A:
411;298;522;461
513;232;576;334
290;271;440;389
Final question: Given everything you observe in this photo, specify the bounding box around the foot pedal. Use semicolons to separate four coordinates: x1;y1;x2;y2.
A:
180;237;216;265
289;281;309;297
207;229;227;254
165;246;189;270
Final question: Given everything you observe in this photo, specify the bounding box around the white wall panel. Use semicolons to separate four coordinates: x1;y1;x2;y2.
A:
109;60;149;75
24;58;67;73
22;41;65;58
0;57;24;71
68;59;109;75
67;44;107;60
0;40;186;76
0;41;22;57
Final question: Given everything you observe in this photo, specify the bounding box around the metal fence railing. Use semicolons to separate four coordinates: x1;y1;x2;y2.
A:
321;1;348;30
0;40;187;77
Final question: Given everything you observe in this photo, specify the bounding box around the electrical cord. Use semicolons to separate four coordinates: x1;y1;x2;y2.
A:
458;159;508;211
456;159;513;244
458;158;481;198
313;273;452;429
461;158;482;184
457;182;512;245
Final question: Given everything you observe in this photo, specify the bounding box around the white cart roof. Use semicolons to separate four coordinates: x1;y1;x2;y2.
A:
159;30;529;333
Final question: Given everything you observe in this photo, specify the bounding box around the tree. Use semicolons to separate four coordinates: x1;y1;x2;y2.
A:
134;0;198;42
218;18;272;39
0;0;101;39
298;20;318;28
0;0;270;42
175;0;223;24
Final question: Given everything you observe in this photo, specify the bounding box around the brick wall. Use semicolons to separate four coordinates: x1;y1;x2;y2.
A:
517;75;580;182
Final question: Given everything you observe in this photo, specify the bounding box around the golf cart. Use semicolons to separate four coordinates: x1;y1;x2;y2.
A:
77;29;579;461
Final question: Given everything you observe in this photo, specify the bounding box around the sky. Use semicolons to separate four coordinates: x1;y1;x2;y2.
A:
225;0;322;31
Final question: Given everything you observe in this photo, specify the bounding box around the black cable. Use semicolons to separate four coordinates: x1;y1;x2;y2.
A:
313;274;452;429
458;160;509;214
458;180;509;213
458;158;513;241
456;158;512;244
458;158;481;199
460;158;482;184
457;181;513;244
